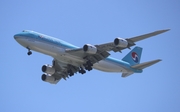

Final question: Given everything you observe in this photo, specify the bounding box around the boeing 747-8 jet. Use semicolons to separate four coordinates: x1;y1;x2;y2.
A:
14;29;169;84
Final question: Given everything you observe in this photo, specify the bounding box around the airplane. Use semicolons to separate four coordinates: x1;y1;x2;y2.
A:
14;29;169;84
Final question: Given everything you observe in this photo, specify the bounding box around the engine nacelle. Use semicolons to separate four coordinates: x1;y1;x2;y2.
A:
41;74;56;84
42;64;55;74
114;38;128;47
83;44;97;54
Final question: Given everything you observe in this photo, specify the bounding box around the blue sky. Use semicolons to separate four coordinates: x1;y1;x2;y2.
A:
1;0;180;112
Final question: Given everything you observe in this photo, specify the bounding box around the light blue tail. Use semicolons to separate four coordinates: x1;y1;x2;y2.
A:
122;46;143;65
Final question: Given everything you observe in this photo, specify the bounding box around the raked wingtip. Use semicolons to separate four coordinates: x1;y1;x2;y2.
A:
163;29;170;32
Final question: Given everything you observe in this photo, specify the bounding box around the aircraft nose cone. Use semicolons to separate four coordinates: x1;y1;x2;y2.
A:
14;31;32;47
14;33;26;40
13;33;26;44
14;34;19;40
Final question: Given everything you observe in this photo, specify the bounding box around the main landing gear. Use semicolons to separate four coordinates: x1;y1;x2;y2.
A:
79;67;86;74
68;60;93;76
27;47;32;55
68;69;74;77
84;60;93;71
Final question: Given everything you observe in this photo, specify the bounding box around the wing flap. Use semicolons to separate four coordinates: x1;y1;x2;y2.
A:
51;59;77;81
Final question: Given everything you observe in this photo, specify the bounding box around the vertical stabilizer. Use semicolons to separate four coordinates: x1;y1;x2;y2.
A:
122;46;142;65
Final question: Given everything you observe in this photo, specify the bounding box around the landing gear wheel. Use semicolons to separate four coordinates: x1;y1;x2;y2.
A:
26;47;32;56
87;66;92;71
68;70;74;76
27;51;32;55
69;73;74;77
79;69;86;74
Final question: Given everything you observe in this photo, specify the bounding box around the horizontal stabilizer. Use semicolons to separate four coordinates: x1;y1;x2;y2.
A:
122;72;133;77
131;59;161;70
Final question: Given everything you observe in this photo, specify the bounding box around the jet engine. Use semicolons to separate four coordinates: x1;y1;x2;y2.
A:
42;64;55;74
114;38;128;47
41;74;56;84
83;44;97;54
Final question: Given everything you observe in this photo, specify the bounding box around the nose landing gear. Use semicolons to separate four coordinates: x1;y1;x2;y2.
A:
27;47;32;55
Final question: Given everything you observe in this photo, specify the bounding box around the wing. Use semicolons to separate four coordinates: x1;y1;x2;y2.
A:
66;29;169;63
95;29;170;52
42;59;80;84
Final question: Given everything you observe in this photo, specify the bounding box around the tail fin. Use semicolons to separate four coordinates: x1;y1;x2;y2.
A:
122;46;142;65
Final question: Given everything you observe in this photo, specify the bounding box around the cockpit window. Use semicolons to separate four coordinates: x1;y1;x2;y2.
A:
22;30;34;32
22;30;27;32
